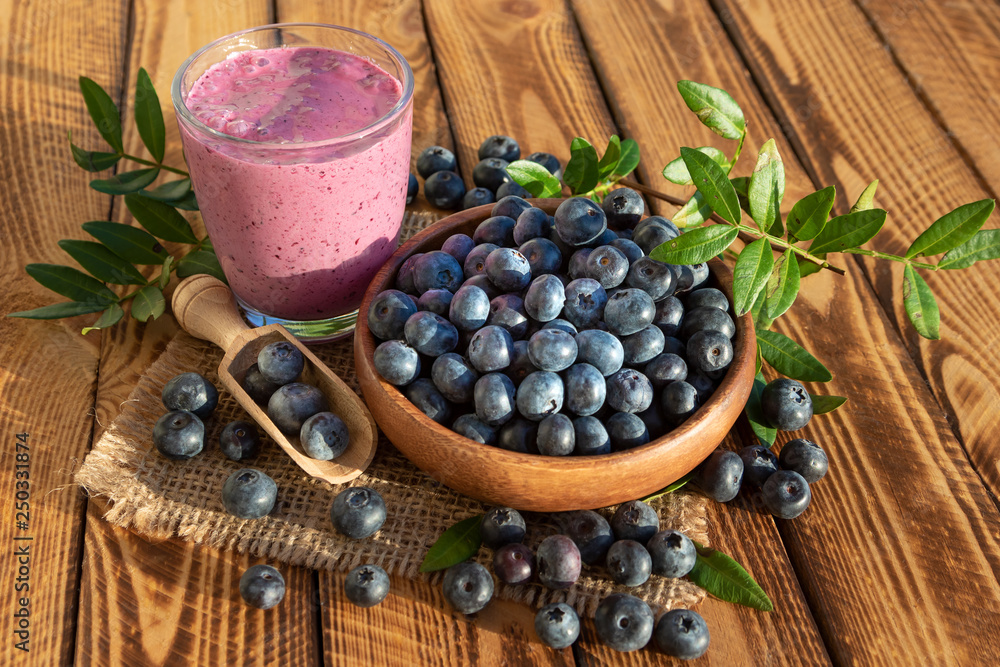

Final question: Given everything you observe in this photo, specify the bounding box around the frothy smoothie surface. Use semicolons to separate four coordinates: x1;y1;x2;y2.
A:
186;46;403;142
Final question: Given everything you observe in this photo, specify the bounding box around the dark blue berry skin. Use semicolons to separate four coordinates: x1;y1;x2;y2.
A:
413;251;464;294
485;247;532;292
432;353;479;404
373;340;421;386
660;380;699;425
524;274;566;322
474;372;517;426
686;330;734;374
621;325;665;366
602;187;645;229
462;187;495;210
562;363;606;416
481;507;526;549
416;145;457;178
479;134;520;162
633;221;680;255
611;499;659;543
762;469;811;519
606;540;652;587
605;288;656;336
220;420;261;461
547;226;576;260
417;288;453;317
655;609;710;660
441;237;475;269
406;173;418;204
518;237;562;276
562;278;608;329
153;410;205;460
588;228;619;248
402;378;452;424
462;273;502;301
686;371;716;403
468;325;515;373
368;289;419;341
567;248;594;281
331;486;386;538
555;197;608;246
404;311;459;357
424;170;466;209
463;243;499;278
626;257;676;302
653;297;684;338
685;287;730;312
396;254;422;294
473;215;517;247
268;383;328;434
558;510;614;565
536;413;575;456
637;405;669;440
575;330;624;377
679;306;736;340
761;379;813;431
513;207;552;245
497;180;532;200
242;363;281;405
606;368;654;414
527;329;578;372
694;449;744;502
497;417;538;453
452;413;497;445
646;529;696;577
492;195;533;221
240;564;285;610
586;245;630;288
607;412;650;451
536;535;582;589
634;215;680;238
616;228;634;240
300;412;350;460
516;371;564;421
543;318;578;335
162;372;219;419
573;416;611;455
526;152;562;177
258;341;304;384
594;594;654;652
663;336;685;357
778;438;828;483
610;238;644;264
222;468;277;519
473;157;511;193
449;285;491;333
442;562;494;614
535;602;579;649
494;543;535;585
644;353;687;389
504;340;537;386
345;564;390;608
687;262;710;292
488;294;529;340
740;445;779;488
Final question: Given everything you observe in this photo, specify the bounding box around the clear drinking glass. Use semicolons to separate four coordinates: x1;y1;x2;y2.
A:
172;24;414;342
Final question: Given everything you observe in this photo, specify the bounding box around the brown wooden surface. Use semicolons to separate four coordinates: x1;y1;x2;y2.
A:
3;0;1000;665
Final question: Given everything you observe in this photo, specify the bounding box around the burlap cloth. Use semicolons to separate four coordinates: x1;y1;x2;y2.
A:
75;211;709;618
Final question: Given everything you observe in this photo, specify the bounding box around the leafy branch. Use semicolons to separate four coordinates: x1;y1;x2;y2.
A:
507;135;640;201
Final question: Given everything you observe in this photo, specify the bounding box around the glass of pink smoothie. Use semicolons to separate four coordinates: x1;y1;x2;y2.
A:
171;24;414;342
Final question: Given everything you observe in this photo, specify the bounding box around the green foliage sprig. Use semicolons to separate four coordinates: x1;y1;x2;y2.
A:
9;69;224;332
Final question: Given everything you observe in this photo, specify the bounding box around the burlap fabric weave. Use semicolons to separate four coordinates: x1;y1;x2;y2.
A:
75;211;709;617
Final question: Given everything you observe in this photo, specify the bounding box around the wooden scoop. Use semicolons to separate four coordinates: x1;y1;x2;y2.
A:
171;274;378;484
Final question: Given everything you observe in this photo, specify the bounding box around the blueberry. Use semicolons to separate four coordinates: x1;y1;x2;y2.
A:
219;420;261;461
609;237;644;264
646;529;696;577
406;173;418;204
526;329;578;372
588;227;620;248
488;294;529;340
467;325;515;372
497;417;538;452
761;469;811;519
778;438;828;483
606;369;654;414
536;535;581;589
504;340;537;386
267;383;327;434
492;195;533;220
536;413;575;456
547;225;576;260
432;353;479;404
442;561;494;614
474;215;517;247
634;216;680;238
686;262;711;292
660;381;700;425
416;145;457;178
513;207;552;245
655;608;710;660
606;540;652;587
473;157;511;193
239;564;285;610
485;247;532;292
222;468;277;519
402;378;452;424
242;363;281;405
463;242;499;278
403;310;459;358
594;594;654;652
740;444;780;488
633;221;680;255
686;371;716;403
497;180;532;200
611;499;659;543
416;288;454;317
162;372;218;419
526;152;562;177
653;296;684;337
554;197;607;246
601;187;645;229
542;318;578;335
560;363;605;417
516;371;564;421
331;486;386;538
412;250;464;294
524;274;566;322
604;289;656;336
685;287;730;311
448;285;490;333
644;353;687;389
494;543;535;585
374;339;422;386
663;335;685;356
607;412;650;451
686;330;734;374
626;257;676;301
562;278;608;329
621;325;665;366
679;306;736;340
568;248;594;280
535;602;580;649
345;563;390;608
557;510;614;564
152;410;205;460
479;134;520;162
573;416;611;455
518;237;562;276
452;413;497;445
694;449;743;502
300;411;350;460
474;372;517;426
462;187;496;210
396;254;422;295
368;289;419;340
586;245;630;288
424;170;466;209
761;379;813;431
574;330;624;377
481;507;526;549
616;228;633;240
637;405;669;440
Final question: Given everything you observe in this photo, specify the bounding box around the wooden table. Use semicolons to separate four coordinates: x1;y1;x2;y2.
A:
3;0;1000;664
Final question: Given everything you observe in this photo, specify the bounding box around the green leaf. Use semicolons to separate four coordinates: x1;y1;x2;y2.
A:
757;329;832;382
68;132;120;172
745;371;777;446
905;199;994;259
849;179;878;214
90;168;160;195
748;139;784;235
419;514;482;573
506;160;562;198
176;249;227;283
939;229;1000;269
57;239;146;285
7;301;110;320
81;303;124;335
681;147;741;225
612;138;640;178
676;81;746;141
158;255;175;290
171;189;200;211
124;193;198;243
649;225;739;265
662;147;728;185
563;137;600;195
810;394;848;415
808;208;886;256
134;68;165;163
749;284;770;332
731;176;751;213
82;221;168;265
688;542;773;611
733;238;774;316
130;285;165;322
78;76;123;152
672;191;714;228
140;178;192;202
25;264;118;304
640;472;694;502
902;264;940;339
764;249;801;319
597;135;621;181
798;255;825;278
786;186;835;241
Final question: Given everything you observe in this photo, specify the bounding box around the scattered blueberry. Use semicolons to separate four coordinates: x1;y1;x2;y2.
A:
406;173;418;204
481;507;526;550
535;602;580;649
655;608;710;660
761;469;811;519
526;151;562;177
778;438;828;483
239;564;285;610
594;593;654;652
492;195;533;220
494;543;535;585
222;468;277;519
536;534;582;589
761;379;813;431
331;486;386;538
739;444;779;488
153;410;204;460
473;157;511;193
416;145;457;178
497;180;532;200
424;170;466;209
606;539;652;587
694;449;744;502
611;499;659;543
646;529;696;577
462;187;496;210
478;135;520;162
443;561;494;614
345;564;390;608
219;420;261;461
162;372;218;419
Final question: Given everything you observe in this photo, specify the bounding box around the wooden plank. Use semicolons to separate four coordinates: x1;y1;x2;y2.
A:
0;1;129;664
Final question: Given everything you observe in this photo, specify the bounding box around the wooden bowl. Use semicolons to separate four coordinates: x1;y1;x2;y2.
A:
354;199;755;511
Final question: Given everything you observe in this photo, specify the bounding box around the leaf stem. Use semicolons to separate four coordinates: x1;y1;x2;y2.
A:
734;223;846;275
123;153;188;176
843;248;938;270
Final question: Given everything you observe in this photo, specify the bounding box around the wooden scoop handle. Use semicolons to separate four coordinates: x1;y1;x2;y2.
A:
171;275;250;351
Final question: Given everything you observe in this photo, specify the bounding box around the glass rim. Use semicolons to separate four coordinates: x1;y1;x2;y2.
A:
170;22;415;150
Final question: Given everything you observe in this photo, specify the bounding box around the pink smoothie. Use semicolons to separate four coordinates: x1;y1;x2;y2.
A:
178;46;413;320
